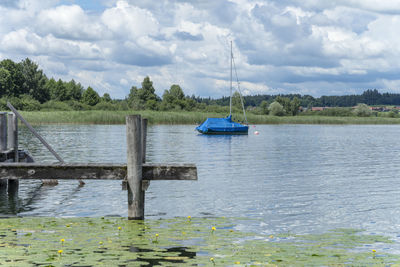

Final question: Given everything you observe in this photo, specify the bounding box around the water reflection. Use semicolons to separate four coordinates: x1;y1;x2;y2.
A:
127;246;196;266
0;181;87;216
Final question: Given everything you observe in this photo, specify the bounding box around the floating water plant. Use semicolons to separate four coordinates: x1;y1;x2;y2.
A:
0;217;399;266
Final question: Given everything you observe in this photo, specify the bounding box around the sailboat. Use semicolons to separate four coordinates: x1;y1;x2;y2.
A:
196;42;249;135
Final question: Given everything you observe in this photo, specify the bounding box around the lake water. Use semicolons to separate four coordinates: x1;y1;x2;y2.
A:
1;124;400;252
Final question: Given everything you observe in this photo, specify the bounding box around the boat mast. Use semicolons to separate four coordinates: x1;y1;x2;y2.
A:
229;41;233;117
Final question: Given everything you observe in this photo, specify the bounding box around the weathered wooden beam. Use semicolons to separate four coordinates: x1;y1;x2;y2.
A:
142;164;198;180
0;163;197;181
0;163;127;180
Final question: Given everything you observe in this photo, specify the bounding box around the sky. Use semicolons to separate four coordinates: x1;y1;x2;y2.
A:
1;0;400;99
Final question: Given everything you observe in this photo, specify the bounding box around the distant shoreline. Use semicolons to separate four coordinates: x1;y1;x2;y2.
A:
7;110;400;125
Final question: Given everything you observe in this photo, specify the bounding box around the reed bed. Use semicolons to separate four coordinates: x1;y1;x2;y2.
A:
9;110;400;125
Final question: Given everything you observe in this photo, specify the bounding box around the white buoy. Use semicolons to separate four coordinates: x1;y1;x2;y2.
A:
254;131;259;135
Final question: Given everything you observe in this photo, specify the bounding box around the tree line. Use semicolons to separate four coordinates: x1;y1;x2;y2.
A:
1;58;400;115
197;89;400;108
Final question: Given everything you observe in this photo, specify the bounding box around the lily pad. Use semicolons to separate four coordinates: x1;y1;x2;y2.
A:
0;217;398;266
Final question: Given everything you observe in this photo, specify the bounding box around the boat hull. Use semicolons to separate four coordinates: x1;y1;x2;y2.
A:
196;128;248;135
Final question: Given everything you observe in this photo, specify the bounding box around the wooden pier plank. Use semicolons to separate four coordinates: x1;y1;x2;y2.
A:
142;164;198;181
0;163;197;181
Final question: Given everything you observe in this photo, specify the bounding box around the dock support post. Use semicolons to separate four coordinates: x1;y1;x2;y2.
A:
7;113;19;194
141;118;147;164
8;113;18;162
0;112;7;151
141;119;149;192
126;115;144;220
0;113;8;188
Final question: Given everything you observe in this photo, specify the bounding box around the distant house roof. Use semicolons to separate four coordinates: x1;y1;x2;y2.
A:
311;107;326;111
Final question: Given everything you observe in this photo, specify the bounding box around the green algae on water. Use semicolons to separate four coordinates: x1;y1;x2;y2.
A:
0;217;399;266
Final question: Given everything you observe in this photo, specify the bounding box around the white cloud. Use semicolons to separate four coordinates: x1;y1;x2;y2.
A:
17;0;60;12
37;5;107;40
1;29;40;54
2;0;400;99
101;1;159;39
1;29;103;59
345;0;400;13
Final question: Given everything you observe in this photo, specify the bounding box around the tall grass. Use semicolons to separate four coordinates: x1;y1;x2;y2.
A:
9;110;400;125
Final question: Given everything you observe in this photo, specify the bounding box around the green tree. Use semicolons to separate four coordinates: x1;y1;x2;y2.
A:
0;68;12;98
82;86;100;106
231;91;244;110
161;89;173;110
145;99;159;110
184;97;197;111
161;84;186;110
20;58;49;103
127;86;144;109
65;79;83;101
169;84;184;100
290;97;301;116
275;96;291;115
102;93;112;102
0;59;24;96
141;76;157;101
269;101;285;116
45;78;57;100
128;76;159;110
50;79;68;101
260;100;269;115
362;89;380;105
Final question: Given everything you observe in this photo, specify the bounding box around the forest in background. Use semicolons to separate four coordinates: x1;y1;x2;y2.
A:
1;58;400;117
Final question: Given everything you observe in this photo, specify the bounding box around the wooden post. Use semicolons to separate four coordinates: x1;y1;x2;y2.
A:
0;112;7;151
141;118;149;195
126;115;144;220
7;113;19;194
7;113;18;162
141;118;148;164
0;113;7;188
122;118;148;191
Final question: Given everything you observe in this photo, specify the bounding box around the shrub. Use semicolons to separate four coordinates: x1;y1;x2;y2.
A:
145;99;159;111
93;101;118;111
41;100;73;111
20;95;41;111
115;101;129;111
67;100;91;111
268;101;285;116
353;103;372;117
0;95;40;111
0;97;8;110
321;107;353;117
378;111;399;118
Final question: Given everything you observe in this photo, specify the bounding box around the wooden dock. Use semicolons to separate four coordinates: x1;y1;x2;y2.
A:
0;108;197;219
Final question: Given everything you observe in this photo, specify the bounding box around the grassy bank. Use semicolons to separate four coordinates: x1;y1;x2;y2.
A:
6;110;400;125
1;216;398;266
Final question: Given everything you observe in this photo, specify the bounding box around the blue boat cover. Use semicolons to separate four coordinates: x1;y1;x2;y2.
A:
196;115;248;134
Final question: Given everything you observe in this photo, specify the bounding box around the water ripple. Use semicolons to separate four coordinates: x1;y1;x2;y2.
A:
1;124;399;250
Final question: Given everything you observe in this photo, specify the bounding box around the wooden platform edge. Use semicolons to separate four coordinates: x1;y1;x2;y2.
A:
0;163;197;181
